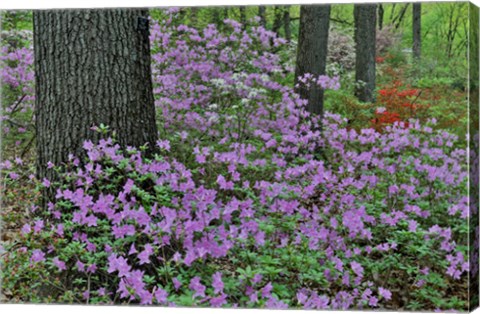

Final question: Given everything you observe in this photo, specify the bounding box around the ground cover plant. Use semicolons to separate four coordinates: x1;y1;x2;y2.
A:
0;4;473;311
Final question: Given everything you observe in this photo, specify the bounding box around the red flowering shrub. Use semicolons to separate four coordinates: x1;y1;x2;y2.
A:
371;110;404;132
372;82;430;131
375;56;385;64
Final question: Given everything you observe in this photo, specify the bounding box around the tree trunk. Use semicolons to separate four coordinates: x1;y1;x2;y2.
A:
393;3;409;29
258;5;266;27
283;6;292;42
294;5;331;118
33;9;158;182
354;4;377;103
389;4;396;24
378;4;384;30
272;6;283;35
412;3;421;60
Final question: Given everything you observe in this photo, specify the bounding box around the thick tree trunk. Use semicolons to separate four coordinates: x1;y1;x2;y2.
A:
294;5;331;117
33;9;158;182
283;6;292;42
354;4;377;103
413;3;421;60
258;6;266;27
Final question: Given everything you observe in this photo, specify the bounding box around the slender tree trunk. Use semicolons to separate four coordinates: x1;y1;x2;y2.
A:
294;5;331;118
283;5;292;42
412;3;421;60
445;3;462;58
378;4;384;30
354;4;377;103
389;4;396;23
258;5;266;27
33;9;158;183
272;6;283;35
393;3;409;29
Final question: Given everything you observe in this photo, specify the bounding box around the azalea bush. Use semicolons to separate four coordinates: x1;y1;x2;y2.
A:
327;27;356;72
370;82;431;132
0;7;471;311
0;27;35;154
1;115;469;310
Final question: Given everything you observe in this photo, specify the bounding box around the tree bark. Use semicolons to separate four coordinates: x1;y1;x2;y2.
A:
272;6;283;35
378;4;384;30
412;3;421;60
354;4;377;103
283;6;292;42
33;9;158;182
393;3;409;29
294;5;331;118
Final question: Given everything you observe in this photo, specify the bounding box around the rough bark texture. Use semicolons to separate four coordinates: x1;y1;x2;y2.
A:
258;6;266;27
294;5;331;117
413;3;421;60
283;6;292;42
33;9;158;182
354;4;377;103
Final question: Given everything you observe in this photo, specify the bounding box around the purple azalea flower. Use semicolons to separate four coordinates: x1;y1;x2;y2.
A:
42;178;51;188
189;276;206;298
212;272;224;294
378;287;392;300
52;257;66;271
76;260;85;272
210;293;228;307
138;244;153;265
350;261;364;277
172;278;182;291
154;287;168;304
252;273;263;285
21;224;31;235
261;282;273;298
369;296;379;307
30;249;45;263
107;254;131;277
